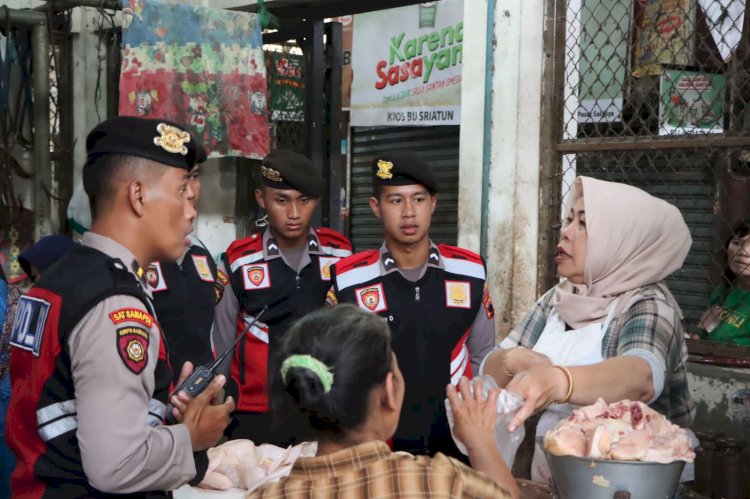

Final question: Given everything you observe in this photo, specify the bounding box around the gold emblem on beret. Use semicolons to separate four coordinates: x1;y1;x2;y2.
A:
376;159;393;180
261;165;283;182
153;123;191;156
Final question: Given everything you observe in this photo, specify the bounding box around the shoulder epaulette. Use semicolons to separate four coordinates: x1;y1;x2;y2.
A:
315;228;352;250
332;250;381;291
334;249;379;275
438;244;486;280
225;233;264;268
437;244;484;265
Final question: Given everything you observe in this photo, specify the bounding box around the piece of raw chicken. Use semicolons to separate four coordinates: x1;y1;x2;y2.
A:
200;440;317;491
544;398;694;463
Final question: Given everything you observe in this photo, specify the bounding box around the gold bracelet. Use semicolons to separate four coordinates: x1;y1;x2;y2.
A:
553;365;574;404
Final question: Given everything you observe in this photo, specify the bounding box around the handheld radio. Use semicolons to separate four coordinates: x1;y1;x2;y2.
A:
165;306;268;423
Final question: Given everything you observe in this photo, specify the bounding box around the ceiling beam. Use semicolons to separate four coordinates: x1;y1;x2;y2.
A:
231;0;422;19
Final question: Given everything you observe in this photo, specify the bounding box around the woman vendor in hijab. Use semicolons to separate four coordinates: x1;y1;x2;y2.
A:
481;176;695;482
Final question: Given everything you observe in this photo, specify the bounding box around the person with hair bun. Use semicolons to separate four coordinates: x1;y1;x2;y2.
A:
248;305;518;499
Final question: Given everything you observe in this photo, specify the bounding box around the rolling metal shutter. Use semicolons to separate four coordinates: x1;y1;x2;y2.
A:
577;152;715;328
349;126;460;252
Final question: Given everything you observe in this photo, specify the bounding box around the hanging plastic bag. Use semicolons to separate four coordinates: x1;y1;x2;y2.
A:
444;375;525;468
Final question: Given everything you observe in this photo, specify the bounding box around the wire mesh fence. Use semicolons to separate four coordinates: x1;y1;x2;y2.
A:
543;0;750;345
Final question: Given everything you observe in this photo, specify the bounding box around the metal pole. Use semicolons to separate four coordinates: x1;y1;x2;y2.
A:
32;22;52;239
304;20;325;227
0;6;46;25
324;21;343;233
58;27;74;229
34;0;120;13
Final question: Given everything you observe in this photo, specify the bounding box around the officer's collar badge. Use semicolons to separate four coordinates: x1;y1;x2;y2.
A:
429;247;440;264
307;234;320;251
381;251;397;271
131;260;146;284
267;237;280;256
376;159;393;180
261;165;283;182
153;123;190;155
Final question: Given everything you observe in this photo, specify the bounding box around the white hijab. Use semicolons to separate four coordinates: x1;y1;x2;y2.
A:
554;177;692;329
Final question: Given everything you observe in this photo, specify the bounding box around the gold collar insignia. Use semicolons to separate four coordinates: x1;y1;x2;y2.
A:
153;123;191;155
261;165;283;182
376;159;393;180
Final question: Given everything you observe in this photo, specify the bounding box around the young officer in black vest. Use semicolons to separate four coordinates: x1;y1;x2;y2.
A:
212;150;352;444
7;116;233;497
327;150;497;459
145;164;218;384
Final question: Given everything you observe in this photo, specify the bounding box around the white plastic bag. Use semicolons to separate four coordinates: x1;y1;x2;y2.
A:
444;375;525;468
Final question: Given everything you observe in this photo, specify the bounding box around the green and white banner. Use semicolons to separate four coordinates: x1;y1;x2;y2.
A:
350;0;463;126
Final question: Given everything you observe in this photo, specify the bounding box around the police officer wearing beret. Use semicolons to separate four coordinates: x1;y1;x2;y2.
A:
328;150;497;459
212;150;352;444
145;163;219;385
7;116;234;497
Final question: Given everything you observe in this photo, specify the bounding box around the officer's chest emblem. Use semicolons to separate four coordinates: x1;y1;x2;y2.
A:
445;281;471;309
146;262;168;292
9;295;52;356
191;255;215;282
356;283;388;312
318;256;340;281
242;263;271;290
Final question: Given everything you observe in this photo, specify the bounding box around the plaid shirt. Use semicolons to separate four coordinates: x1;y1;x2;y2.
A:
247;441;512;499
502;284;694;427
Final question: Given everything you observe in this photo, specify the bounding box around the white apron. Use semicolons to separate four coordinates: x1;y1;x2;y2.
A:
529;301;618;483
528;300;696;483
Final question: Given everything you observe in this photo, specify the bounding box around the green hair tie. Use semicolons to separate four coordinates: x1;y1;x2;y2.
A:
280;354;335;394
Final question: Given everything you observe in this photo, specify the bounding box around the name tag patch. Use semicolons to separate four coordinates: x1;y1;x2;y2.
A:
445;281;471;309
146;262;168;292
318;256;340;282
192;255;215;282
9;296;51;356
242;263;271;290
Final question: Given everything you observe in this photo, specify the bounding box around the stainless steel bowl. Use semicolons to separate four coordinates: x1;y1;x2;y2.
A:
544;448;685;499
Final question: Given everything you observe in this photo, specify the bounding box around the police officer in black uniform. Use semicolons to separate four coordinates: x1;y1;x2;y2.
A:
145;164;218;384
328;150;497;459
212;150;352;444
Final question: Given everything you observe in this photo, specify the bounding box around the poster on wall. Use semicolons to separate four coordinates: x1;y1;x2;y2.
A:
267;51;305;122
659;68;725;135
633;0;695;77
577;0;631;123
350;0;463;126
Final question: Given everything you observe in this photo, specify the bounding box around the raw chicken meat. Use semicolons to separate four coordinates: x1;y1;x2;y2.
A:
200;440;317;492
544;399;694;463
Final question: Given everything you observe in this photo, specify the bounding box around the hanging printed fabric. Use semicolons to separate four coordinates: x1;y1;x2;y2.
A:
119;0;270;159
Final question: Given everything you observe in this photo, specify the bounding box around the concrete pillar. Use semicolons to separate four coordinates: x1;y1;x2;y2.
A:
458;0;545;338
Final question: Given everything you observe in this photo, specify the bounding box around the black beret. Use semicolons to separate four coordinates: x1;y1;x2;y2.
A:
371;150;438;194
258;150;324;198
83;116;206;192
